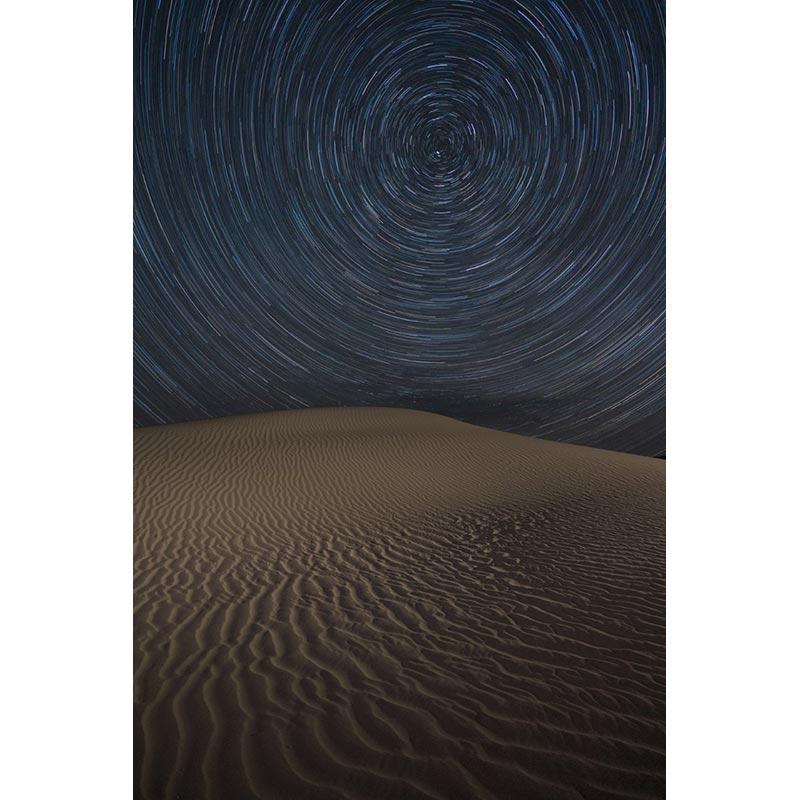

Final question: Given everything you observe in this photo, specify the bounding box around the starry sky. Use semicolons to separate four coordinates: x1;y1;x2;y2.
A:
134;0;665;456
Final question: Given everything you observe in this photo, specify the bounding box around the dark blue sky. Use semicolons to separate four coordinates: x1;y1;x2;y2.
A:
134;0;665;455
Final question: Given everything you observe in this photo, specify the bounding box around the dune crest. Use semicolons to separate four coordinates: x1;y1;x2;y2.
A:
134;407;665;799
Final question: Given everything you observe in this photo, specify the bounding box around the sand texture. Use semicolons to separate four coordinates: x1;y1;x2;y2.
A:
134;407;665;799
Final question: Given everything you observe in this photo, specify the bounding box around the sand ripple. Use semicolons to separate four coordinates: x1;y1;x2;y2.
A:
134;408;665;799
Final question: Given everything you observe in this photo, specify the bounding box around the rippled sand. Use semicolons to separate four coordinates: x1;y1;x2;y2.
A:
134;407;665;799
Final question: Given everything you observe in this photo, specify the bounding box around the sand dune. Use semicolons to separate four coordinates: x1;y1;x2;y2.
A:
134;407;665;799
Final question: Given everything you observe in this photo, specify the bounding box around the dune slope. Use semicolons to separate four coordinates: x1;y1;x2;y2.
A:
134;407;665;800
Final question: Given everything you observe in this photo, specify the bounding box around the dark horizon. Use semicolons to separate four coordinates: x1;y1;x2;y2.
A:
133;397;665;457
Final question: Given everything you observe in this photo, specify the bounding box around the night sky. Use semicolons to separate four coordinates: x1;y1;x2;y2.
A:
134;0;665;456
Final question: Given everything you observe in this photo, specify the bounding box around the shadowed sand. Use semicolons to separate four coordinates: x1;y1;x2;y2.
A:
134;407;665;799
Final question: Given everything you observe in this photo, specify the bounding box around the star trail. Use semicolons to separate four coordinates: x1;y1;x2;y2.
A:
134;0;665;455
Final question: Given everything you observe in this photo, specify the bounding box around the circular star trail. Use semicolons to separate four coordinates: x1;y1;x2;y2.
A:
134;0;665;455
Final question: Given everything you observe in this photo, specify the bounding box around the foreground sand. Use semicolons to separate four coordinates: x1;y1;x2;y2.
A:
134;407;665;799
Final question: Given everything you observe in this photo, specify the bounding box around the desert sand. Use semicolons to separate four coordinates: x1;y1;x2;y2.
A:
134;407;665;799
